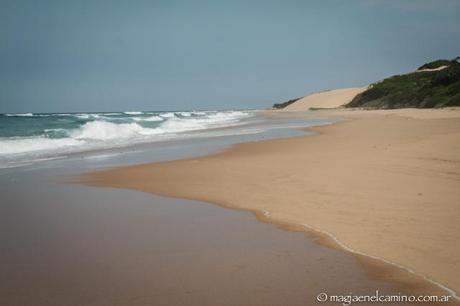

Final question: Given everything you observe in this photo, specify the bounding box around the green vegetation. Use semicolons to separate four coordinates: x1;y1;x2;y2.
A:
272;97;301;109
347;59;460;109
417;59;451;70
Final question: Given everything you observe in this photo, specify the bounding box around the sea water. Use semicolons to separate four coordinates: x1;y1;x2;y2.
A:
0;110;252;167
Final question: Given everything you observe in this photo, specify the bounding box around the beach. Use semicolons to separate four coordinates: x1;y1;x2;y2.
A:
3;1;460;304
85;107;460;301
3;113;410;306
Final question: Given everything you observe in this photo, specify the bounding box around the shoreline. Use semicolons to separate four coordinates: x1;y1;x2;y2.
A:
80;108;460;302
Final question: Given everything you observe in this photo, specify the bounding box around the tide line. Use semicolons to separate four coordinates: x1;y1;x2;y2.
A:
261;209;459;301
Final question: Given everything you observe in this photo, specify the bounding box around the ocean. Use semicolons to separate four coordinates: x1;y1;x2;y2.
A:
0;110;253;168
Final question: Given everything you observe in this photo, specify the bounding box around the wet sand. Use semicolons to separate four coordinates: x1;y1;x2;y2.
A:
84;108;460;303
1;168;406;306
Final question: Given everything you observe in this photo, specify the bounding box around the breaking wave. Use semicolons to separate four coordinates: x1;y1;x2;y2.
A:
0;111;253;161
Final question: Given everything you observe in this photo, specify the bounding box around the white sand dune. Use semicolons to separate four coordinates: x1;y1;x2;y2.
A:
283;87;367;111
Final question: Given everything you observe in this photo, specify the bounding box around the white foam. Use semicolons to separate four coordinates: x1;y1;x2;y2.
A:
192;111;207;115
5;113;34;117
133;115;163;122
44;128;68;133
42;113;73;117
160;112;175;118
159;111;249;133
0;111;254;162
75;114;89;119
124;111;143;115
83;153;119;160
72;121;162;140
0;137;84;155
75;113;102;119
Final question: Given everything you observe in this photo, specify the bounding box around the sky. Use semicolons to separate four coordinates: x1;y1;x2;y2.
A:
1;0;460;113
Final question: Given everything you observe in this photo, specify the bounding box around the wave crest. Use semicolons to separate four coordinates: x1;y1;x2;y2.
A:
0;111;253;162
5;113;34;117
72;121;162;140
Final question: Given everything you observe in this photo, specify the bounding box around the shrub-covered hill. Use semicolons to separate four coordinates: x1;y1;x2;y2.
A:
347;59;460;109
417;59;452;70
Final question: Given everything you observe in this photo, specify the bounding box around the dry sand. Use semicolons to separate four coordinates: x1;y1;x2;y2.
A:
283;87;367;111
85;107;460;300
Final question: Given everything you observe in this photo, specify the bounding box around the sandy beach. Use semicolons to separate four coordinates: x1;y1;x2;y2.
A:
85;107;460;300
3;2;460;305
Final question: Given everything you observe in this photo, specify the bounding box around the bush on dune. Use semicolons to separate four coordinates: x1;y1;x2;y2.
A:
417;59;452;70
347;58;460;109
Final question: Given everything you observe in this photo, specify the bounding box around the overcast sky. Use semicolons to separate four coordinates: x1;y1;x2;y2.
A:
1;0;459;113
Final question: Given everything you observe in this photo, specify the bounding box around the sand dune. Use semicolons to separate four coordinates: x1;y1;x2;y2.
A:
283;87;367;111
